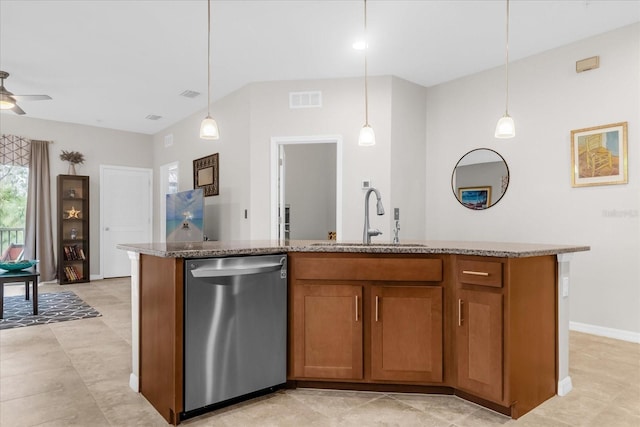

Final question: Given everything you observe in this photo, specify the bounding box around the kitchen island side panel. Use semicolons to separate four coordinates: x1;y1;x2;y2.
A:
139;254;184;424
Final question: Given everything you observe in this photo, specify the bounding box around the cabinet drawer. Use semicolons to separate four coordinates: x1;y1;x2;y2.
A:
457;260;503;288
293;256;442;282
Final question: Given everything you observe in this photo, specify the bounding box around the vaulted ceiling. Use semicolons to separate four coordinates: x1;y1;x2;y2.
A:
1;0;638;135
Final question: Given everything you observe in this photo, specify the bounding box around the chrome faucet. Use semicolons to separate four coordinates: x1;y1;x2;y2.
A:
363;187;385;244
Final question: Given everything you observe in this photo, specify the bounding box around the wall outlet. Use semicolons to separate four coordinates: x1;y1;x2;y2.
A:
394;208;400;220
562;277;569;298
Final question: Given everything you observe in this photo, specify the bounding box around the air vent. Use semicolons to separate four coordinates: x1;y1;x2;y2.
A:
289;91;322;109
180;90;201;98
576;56;599;73
145;114;162;121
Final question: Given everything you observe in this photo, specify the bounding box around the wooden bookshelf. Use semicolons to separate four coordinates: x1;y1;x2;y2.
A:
57;174;90;284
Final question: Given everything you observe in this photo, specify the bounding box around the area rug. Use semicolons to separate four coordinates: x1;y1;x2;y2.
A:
0;291;101;330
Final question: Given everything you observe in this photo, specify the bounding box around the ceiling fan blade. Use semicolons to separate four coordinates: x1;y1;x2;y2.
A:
11;104;26;115
13;94;52;101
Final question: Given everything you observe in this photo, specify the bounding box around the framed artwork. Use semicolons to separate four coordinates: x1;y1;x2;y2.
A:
458;186;491;210
193;153;219;196
571;122;628;187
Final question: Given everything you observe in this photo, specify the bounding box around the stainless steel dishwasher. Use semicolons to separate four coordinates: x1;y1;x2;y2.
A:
183;254;287;416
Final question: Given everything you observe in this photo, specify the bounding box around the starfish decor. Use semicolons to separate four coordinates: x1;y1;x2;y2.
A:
66;206;81;219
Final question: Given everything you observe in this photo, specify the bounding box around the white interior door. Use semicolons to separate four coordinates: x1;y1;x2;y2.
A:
100;165;152;278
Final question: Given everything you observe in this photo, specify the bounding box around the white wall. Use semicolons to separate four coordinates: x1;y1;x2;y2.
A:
0;114;153;278
425;23;640;336
151;86;252;242
247;77;393;241
391;77;427;239
153;75;427;245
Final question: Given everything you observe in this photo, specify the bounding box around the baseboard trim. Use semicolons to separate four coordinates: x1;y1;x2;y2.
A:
129;373;139;392
570;321;640;344
557;376;572;396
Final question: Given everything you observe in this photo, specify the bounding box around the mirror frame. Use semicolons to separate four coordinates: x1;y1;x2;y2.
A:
451;148;510;210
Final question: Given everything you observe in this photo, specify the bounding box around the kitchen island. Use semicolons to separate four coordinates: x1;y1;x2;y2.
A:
118;240;589;424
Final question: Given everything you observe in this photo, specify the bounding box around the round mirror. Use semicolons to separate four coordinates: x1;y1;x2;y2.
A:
451;148;509;210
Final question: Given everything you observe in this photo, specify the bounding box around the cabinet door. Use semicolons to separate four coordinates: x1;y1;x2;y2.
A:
370;286;443;382
293;283;363;380
456;288;503;403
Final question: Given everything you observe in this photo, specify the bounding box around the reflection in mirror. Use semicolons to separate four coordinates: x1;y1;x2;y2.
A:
451;148;509;210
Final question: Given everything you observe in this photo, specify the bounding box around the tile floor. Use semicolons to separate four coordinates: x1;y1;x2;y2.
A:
1;278;639;427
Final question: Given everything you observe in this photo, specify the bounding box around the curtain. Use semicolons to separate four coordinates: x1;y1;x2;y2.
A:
24;140;56;282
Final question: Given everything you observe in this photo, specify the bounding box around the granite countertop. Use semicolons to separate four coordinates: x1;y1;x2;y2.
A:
117;240;590;259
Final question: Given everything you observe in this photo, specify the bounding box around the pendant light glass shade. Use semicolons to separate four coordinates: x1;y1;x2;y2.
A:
200;0;220;141
200;115;220;139
495;0;515;139
359;124;376;146
358;0;375;147
495;114;515;138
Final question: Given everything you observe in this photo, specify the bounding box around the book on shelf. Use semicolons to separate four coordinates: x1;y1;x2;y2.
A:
63;244;86;261
63;265;83;281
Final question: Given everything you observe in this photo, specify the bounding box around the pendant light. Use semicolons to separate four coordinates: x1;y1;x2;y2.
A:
200;0;220;140
495;0;515;139
358;0;375;146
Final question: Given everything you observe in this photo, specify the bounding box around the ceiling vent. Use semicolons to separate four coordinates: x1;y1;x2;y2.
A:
145;114;162;120
289;91;322;109
180;90;201;98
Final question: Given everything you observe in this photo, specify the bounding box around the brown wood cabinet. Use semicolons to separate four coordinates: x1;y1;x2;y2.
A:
289;252;558;419
289;253;445;385
456;288;503;402
292;283;363;379
453;255;557;417
370;285;443;382
57;175;90;284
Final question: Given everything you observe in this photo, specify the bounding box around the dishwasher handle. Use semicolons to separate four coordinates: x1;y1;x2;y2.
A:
190;260;285;278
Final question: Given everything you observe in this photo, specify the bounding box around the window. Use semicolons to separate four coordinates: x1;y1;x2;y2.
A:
0;164;28;255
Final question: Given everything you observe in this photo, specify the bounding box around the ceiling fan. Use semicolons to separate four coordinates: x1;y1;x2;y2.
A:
0;70;52;115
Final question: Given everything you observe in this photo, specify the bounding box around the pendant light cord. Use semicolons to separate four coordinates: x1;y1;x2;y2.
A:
504;0;510;115
207;0;211;117
364;0;369;126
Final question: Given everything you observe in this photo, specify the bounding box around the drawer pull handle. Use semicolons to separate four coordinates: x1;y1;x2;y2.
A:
375;296;380;322
355;295;359;322
458;299;464;326
462;270;490;277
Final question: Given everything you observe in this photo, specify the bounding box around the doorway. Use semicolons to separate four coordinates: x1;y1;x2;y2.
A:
270;136;342;241
100;165;152;278
159;161;179;243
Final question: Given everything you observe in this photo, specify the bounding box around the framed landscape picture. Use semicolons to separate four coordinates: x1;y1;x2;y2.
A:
571;122;628;187
458;186;491;210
